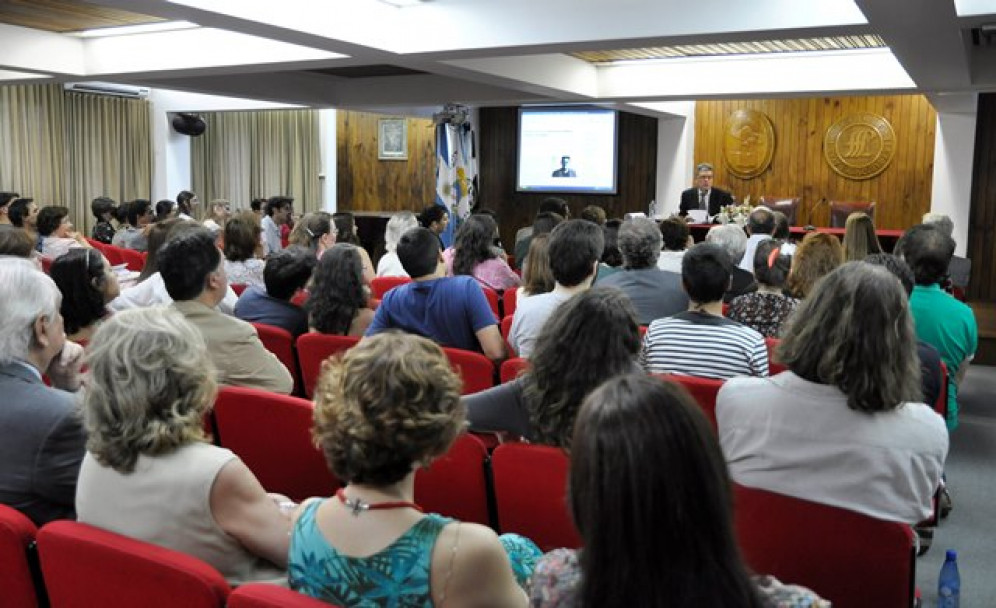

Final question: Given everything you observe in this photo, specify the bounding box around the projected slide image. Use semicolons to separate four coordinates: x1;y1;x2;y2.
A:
517;109;617;193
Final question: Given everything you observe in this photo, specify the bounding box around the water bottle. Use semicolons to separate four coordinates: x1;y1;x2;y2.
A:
938;549;960;607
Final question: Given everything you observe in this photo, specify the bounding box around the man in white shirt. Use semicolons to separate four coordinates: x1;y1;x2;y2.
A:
656;216;691;274
261;196;293;256
510;219;603;357
739;206;775;272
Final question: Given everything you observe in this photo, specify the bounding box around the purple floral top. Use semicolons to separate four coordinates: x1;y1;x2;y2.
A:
443;248;521;292
528;549;829;608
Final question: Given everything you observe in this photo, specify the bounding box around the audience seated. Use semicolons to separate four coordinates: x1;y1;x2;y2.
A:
518;234;554;301
0;258;85;525
77;307;290;583
842;212;883;261
175;190;200;221
510;220;602;358
261;196;293;256
515;199;568;269
9;198;39;247
332;211;361;246
0;228;38;259
160;227;293;394
154;199;176;223
49;249;120;343
377;211;419;277
202;199;231;236
419;205;449;250
896;224;977;431
641;243;768;379
307;243;375;337
288;212;335;258
367;227;505;361
444;214;520;291
597;217;688;325
655;215;690;274
290;332;538;606
864;253;944;407
784;231;843;299
739;206;775;271
529;374;827;607
705;224;758;303
0;191;18;229
594;218;623;281
922;212;971;290
235;246;316;337
224;211;266;288
90;197;117;245
135;218;179;283
111;199;153;252
578;204;606;226
466;288;640;446
771;210;796;254
38;206;89;259
727;240;798;338
717;262;948;524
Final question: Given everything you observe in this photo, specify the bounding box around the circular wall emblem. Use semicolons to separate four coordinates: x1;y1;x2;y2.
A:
723;109;775;179
824;113;896;180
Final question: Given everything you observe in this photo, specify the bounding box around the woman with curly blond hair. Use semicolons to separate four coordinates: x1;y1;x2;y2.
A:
784;231;844;299
289;332;539;607
75;307;291;584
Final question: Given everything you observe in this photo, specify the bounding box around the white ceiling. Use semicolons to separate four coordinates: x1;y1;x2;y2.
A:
2;0;995;116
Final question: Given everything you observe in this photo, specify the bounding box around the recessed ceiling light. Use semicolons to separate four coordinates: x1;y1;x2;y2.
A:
71;21;200;39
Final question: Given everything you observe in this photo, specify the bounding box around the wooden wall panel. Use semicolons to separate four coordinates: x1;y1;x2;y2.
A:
477;107;658;250
693;95;936;230
336;111;435;213
967;94;996;301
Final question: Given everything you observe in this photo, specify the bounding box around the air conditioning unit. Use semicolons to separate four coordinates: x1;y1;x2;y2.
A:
64;82;150;99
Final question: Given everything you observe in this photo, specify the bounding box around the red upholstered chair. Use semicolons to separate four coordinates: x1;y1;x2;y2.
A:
230;283;248;296
481;286;501;320
213;386;339;501
370;276;411;299
98;245;124;266
500;357;529;384
251;323;302;396
655;374;723;432
762;196;801;226
765;337;787;375
638;325;648;338
935;361;949;419
228;585;333;608
829;201;876;228
290;290;309;307
0;504;42;608
502;287;519;319
500;315;515;356
37;521;230;608
442;347;495;395
39;257;53;275
296;333;361;399
116;247;146;272
733;484;915;608
415;434;492;527
491;443;580;552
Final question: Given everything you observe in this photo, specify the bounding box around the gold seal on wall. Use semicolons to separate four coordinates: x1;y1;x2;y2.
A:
824;113;896;180
723;109;775;179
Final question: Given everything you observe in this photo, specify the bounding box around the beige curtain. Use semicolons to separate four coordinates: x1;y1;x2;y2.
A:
191;109;321;213
0;84;151;234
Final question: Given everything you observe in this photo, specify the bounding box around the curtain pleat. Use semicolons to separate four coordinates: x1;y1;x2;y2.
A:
0;84;68;208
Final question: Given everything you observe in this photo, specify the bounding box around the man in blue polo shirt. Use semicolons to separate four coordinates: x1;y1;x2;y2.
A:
897;224;978;431
366;227;505;361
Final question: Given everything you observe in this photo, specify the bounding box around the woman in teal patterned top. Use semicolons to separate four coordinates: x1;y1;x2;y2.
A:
289;332;539;607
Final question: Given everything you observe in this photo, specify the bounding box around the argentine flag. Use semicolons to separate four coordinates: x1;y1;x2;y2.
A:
434;121;477;248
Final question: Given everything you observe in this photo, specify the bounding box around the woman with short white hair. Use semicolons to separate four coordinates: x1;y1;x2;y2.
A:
377;211;420;277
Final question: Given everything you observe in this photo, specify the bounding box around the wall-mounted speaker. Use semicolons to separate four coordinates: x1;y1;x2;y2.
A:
171;113;206;137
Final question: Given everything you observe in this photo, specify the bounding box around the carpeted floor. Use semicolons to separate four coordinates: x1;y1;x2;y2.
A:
915;364;996;608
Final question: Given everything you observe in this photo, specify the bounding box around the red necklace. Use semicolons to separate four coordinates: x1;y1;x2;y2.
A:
335;488;423;517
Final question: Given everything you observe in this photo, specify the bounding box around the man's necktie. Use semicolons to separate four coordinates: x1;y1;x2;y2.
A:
699;191;706;210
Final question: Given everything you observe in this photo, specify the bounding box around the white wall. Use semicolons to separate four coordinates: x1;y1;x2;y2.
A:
929;95;978;256
318;108;337;212
654;102;696;217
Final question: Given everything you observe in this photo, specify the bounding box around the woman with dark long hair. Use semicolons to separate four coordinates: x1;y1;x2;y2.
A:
444;214;520;292
465;287;640;447
529;374;827;607
307;243;375;337
49;249;120;343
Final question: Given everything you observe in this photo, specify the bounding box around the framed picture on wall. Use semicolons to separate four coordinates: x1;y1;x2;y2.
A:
378;118;408;160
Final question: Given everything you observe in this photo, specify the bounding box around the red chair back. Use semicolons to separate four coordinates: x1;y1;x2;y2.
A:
228;584;333;608
39;257;53;275
230;283;248;296
829;201;876;228
0;505;41;608
765;337;787;375
370;276;411;299
502;287;518;318
500;315;515;356
213;386;339;501
296;333;361;398
935;361;949;419
291;290;309;307
99;245;124;266
251;323;301;396
491;443;580;552
656;374;723;432
116;247;146;273
441;347;495;395
733;484;914;608
481;286;501;320
500;357;529;384
415;434;492;527
37;521;230;608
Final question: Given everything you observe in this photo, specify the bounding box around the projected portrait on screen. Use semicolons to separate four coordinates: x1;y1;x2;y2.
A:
551;156;577;178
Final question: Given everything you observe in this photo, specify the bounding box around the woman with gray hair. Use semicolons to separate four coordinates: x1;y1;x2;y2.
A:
377;211;419;277
705;223;758;302
717;262;948;525
75;307;292;583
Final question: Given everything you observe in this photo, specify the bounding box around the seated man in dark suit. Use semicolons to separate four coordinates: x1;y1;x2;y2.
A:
0;258;86;525
234;245;316;337
679;162;734;218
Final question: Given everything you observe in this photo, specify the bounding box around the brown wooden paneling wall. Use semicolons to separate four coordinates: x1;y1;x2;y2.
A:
336;111;435;213
967;93;996;301
694;96;936;230
477;107;658;250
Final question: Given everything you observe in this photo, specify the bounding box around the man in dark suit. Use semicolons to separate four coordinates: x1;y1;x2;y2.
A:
0;259;86;525
679;162;734;218
551;156;577;178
